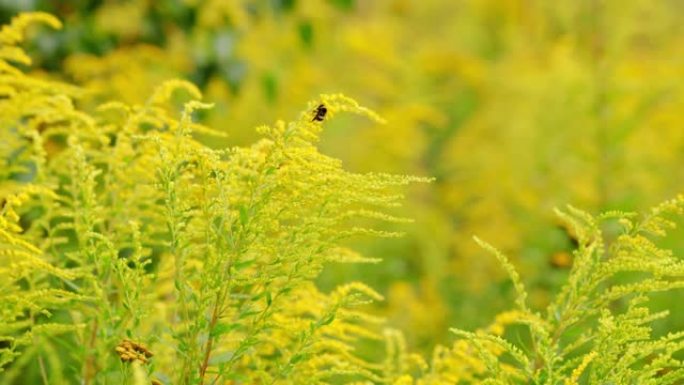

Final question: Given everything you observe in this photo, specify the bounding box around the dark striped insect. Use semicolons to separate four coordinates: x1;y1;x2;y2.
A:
312;104;327;122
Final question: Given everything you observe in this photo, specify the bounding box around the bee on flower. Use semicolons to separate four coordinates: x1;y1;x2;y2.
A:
312;103;327;122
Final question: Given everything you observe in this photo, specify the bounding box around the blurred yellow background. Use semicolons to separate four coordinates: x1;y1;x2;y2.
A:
5;0;684;355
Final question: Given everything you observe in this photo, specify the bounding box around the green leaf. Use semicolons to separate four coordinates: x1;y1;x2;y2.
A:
250;290;272;305
318;313;335;326
210;322;240;338
239;205;249;226
233;258;255;270
289;352;308;364
238;309;261;319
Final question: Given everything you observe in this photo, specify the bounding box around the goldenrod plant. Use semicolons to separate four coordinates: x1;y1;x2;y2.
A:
3;8;684;385
0;12;430;384
396;199;684;384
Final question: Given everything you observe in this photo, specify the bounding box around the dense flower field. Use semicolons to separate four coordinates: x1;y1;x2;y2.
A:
1;1;684;384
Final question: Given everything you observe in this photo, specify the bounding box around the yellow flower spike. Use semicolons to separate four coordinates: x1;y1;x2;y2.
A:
0;12;61;46
564;352;597;385
301;94;387;125
148;79;202;106
333;282;384;302
96;101;131;115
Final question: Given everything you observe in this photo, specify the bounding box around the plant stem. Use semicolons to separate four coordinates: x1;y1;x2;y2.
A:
83;319;98;385
38;352;49;385
199;292;222;385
